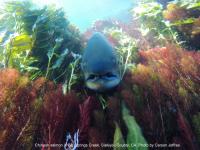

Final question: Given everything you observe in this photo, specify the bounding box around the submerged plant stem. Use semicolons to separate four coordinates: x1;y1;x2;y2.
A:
159;104;166;143
13;117;31;149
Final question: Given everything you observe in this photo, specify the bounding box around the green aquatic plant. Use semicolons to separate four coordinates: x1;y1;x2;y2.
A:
162;0;200;50
113;122;126;150
98;95;108;110
132;1;180;47
162;2;198;25
104;28;138;79
122;103;148;150
29;5;82;82
62;54;81;94
0;1;38;70
0;0;82;83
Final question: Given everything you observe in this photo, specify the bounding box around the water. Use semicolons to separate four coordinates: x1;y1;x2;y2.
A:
32;0;134;32
0;0;200;150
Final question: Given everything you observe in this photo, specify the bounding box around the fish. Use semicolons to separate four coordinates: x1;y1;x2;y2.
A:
81;32;120;92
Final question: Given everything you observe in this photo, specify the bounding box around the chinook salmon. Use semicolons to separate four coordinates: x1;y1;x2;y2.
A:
81;32;120;92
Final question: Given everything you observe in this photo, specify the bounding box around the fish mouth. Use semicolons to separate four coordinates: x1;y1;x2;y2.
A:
85;72;120;92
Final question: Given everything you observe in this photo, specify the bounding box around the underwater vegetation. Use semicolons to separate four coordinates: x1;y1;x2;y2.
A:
0;69;81;149
163;0;200;50
127;45;200;149
0;0;82;82
132;0;200;50
0;0;200;150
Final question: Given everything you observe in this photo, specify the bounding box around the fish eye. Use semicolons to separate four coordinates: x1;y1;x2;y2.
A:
105;72;115;78
88;74;96;80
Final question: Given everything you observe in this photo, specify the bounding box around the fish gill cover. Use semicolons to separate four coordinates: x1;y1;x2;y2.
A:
0;0;200;150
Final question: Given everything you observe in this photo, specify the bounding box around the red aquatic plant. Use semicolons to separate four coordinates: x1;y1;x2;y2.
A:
107;96;121;122
88;127;107;150
120;89;136;114
0;69;38;150
83;96;115;147
0;69;82;149
124;45;200;146
78;96;95;145
40;85;80;146
176;111;197;149
32;77;46;91
1;43;200;149
137;45;200;107
0;68;20;102
163;3;187;22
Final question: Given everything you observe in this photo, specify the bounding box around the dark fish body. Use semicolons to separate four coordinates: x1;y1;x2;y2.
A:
81;32;120;92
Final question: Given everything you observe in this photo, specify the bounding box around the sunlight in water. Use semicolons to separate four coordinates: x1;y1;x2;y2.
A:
32;0;133;32
32;0;62;7
0;0;133;32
